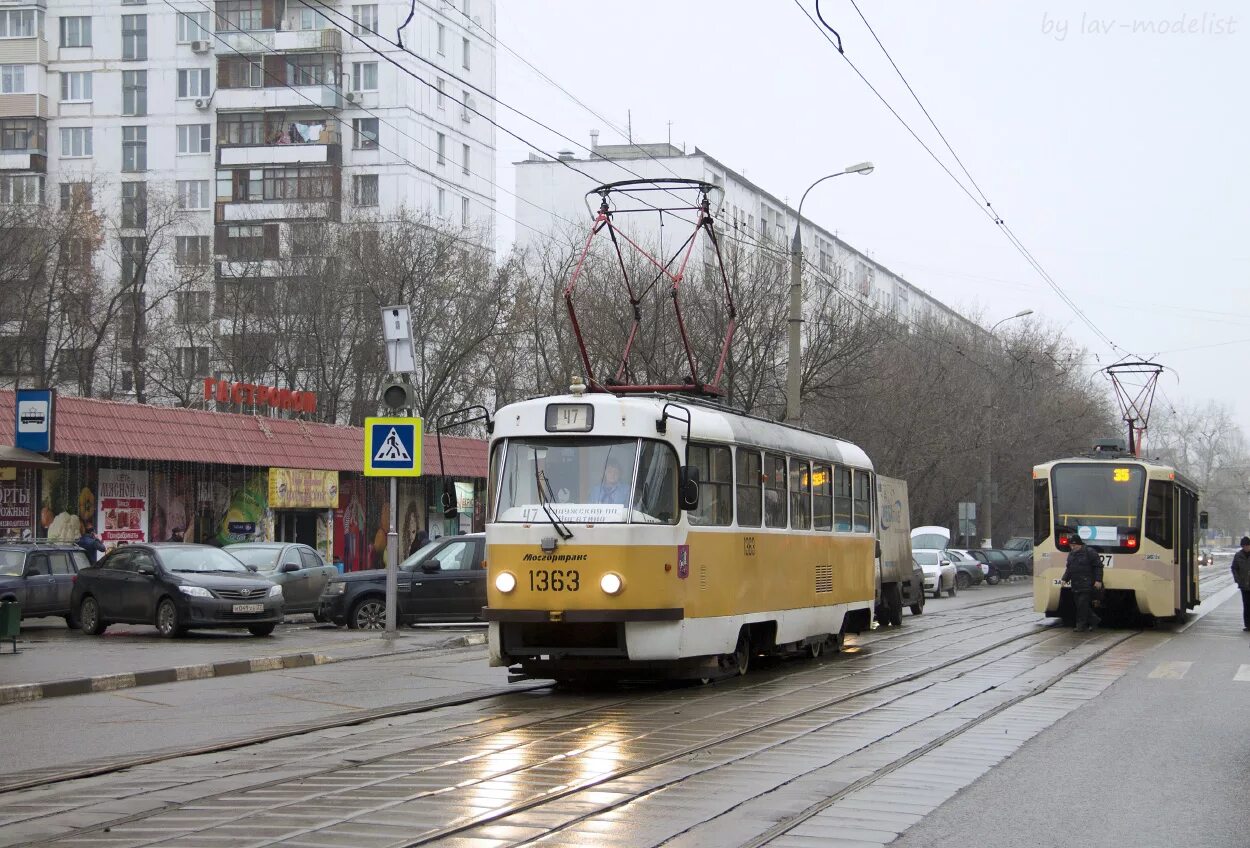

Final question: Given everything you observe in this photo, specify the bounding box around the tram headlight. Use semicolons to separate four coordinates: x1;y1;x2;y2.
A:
495;571;517;593
600;572;624;595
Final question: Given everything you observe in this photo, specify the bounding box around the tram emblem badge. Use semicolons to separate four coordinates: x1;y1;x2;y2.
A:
677;545;690;579
744;537;756;557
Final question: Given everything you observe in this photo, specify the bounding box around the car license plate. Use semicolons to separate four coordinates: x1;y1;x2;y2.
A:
232;603;264;613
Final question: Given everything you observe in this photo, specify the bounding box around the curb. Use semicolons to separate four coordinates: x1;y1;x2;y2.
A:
0;630;487;706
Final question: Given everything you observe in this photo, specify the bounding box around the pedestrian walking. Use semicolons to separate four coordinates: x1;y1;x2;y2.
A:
76;523;107;564
1230;536;1250;631
1063;534;1104;632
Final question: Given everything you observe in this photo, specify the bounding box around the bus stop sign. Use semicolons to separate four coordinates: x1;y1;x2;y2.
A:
363;417;423;477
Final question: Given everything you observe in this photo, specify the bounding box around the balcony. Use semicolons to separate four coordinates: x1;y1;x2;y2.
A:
0;152;46;172
217;122;341;166
217;27;341;54
214;84;341;111
0;37;48;64
216;199;340;223
0;94;49;119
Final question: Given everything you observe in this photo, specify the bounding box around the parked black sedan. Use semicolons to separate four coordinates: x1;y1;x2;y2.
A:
319;533;485;629
0;543;89;626
72;544;284;638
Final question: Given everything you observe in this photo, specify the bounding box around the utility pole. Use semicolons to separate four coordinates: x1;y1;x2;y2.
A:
981;309;1033;546
785;162;875;425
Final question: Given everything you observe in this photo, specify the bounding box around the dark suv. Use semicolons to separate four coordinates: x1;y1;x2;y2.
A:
0;542;89;626
319;534;485;629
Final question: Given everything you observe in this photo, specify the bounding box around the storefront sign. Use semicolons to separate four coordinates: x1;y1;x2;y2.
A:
269;468;339;509
97;469;149;545
203;377;317;413
228;521;257;535
0;479;32;534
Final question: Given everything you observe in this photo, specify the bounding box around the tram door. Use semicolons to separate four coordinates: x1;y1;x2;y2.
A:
1176;487;1197;611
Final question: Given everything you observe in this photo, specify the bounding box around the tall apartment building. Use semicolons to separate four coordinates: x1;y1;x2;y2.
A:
514;139;974;332
0;0;495;395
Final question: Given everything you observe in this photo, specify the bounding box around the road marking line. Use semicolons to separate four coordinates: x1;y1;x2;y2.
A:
1234;665;1250;682
1148;661;1192;679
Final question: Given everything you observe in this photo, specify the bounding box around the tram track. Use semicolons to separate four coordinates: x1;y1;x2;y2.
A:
2;574;1228;848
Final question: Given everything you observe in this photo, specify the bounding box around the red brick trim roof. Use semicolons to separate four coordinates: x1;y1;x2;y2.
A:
0;391;486;477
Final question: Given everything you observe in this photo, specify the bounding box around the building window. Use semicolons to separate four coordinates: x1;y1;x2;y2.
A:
121;70;147;116
59;126;92;158
353;174;378;206
60;71;92;102
226;166;335;202
462;37;470;69
122;126;147;172
120;237;147;286
175;235;210;266
352;117;378;149
461;90;472;123
0;64;25;94
435;77;445;108
0;118;44;152
460;195;468;226
216;0;264;33
0;339;40;377
177;124;211;154
288;222;321;256
436;132;445;165
0;9;39;39
176;11;210;42
296;7;325;30
121;181;147;228
219;224;277;260
218;55;264;89
286;53;333;86
436;23;445;54
352;61;377;91
351;4;377;34
0;174;43;205
60;16;91;47
175;292;210;323
177;179;210;210
177;68;211;98
121;15;147;60
437;187;445;215
59;182;92;211
121;0;146;6
177;346;210;378
461;142;470;175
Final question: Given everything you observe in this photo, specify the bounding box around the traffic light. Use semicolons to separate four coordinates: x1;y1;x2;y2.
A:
381;380;415;412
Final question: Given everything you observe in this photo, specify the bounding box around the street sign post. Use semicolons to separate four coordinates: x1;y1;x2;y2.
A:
364;416;422;635
15;389;55;454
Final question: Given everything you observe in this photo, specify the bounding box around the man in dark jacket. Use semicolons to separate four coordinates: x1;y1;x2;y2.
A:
1063;534;1104;632
76;523;107;564
1230;536;1250;631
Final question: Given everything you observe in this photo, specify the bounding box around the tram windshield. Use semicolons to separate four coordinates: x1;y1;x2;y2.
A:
494;437;679;525
1051;463;1145;544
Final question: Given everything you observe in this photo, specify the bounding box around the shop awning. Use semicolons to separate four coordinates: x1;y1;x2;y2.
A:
0;391;486;478
0;444;59;469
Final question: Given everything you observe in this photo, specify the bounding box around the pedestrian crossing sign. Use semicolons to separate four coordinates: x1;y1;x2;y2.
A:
363;417;423;477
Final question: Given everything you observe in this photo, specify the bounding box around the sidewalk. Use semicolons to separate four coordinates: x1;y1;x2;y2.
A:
0;615;486;704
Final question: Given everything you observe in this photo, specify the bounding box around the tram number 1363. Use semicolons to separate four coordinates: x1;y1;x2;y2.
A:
529;569;580;592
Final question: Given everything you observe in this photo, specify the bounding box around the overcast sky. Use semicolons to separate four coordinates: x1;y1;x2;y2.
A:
491;0;1248;429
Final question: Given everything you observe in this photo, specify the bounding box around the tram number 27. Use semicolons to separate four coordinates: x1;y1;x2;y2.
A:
529;569;580;591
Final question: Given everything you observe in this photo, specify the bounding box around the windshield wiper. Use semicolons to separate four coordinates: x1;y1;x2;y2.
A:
534;458;573;541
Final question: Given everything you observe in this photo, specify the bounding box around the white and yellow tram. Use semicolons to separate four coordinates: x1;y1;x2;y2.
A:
1033;452;1202;623
483;385;878;680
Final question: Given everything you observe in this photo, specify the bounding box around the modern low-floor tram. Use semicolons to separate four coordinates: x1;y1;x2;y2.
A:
1033;453;1201;624
483;387;880;680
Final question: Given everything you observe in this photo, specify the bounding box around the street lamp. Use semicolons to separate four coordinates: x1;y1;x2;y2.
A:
980;308;1033;547
785;162;875;425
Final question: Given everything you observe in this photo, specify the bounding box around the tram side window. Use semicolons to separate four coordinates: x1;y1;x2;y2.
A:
834;466;852;531
790;458;812;530
688;443;732;526
764;453;787;528
736;449;762;528
1145;480;1173;549
853;470;873;532
813;463;833;531
1033;478;1051;545
631;441;678;524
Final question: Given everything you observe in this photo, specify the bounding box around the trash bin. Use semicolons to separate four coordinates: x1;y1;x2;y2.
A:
0;600;19;654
